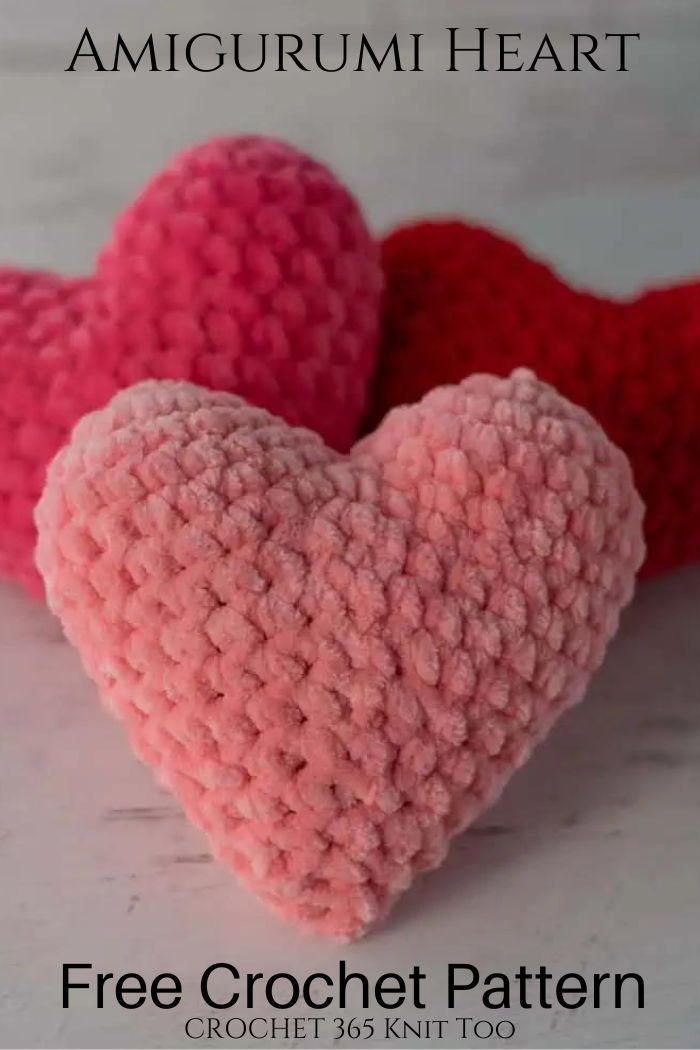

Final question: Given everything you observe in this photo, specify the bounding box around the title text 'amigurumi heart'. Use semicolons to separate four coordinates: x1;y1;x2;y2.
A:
374;221;700;577
36;369;644;939
0;135;381;595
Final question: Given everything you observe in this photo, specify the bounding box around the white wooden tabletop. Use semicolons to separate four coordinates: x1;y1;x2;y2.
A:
1;3;699;1048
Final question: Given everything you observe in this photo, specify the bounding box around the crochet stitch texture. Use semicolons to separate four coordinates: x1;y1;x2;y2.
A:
36;369;644;938
374;220;700;577
0;135;381;596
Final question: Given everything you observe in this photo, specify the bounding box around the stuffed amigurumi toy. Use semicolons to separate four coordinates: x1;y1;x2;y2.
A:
36;368;644;938
0;135;382;596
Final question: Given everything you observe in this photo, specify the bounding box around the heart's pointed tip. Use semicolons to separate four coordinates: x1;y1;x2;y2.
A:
299;916;373;944
307;918;376;944
253;900;375;944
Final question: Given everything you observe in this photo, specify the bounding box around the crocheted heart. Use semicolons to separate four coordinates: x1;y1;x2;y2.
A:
0;135;381;596
374;221;699;577
36;369;644;939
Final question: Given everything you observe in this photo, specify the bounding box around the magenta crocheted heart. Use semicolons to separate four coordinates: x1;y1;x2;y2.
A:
36;369;644;939
0;135;381;595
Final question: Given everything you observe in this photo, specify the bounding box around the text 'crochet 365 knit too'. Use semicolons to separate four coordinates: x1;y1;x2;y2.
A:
36;369;644;939
0;135;381;596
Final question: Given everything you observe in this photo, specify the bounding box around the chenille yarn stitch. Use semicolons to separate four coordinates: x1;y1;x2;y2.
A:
373;220;700;577
36;369;644;939
0;135;381;596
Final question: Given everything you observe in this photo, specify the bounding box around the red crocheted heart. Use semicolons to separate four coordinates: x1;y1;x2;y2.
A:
36;370;643;938
373;221;700;577
0;136;381;596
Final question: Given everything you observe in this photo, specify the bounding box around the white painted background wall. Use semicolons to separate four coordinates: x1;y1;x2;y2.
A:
1;2;699;1048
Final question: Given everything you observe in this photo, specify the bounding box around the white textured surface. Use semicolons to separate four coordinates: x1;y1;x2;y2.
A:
1;2;699;1048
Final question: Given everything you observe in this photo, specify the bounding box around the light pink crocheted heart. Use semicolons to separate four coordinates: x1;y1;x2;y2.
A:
0;135;381;596
36;369;644;939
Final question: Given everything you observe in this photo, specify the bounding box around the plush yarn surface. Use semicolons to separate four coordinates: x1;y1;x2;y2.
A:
0;135;381;596
374;220;700;577
36;370;644;939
